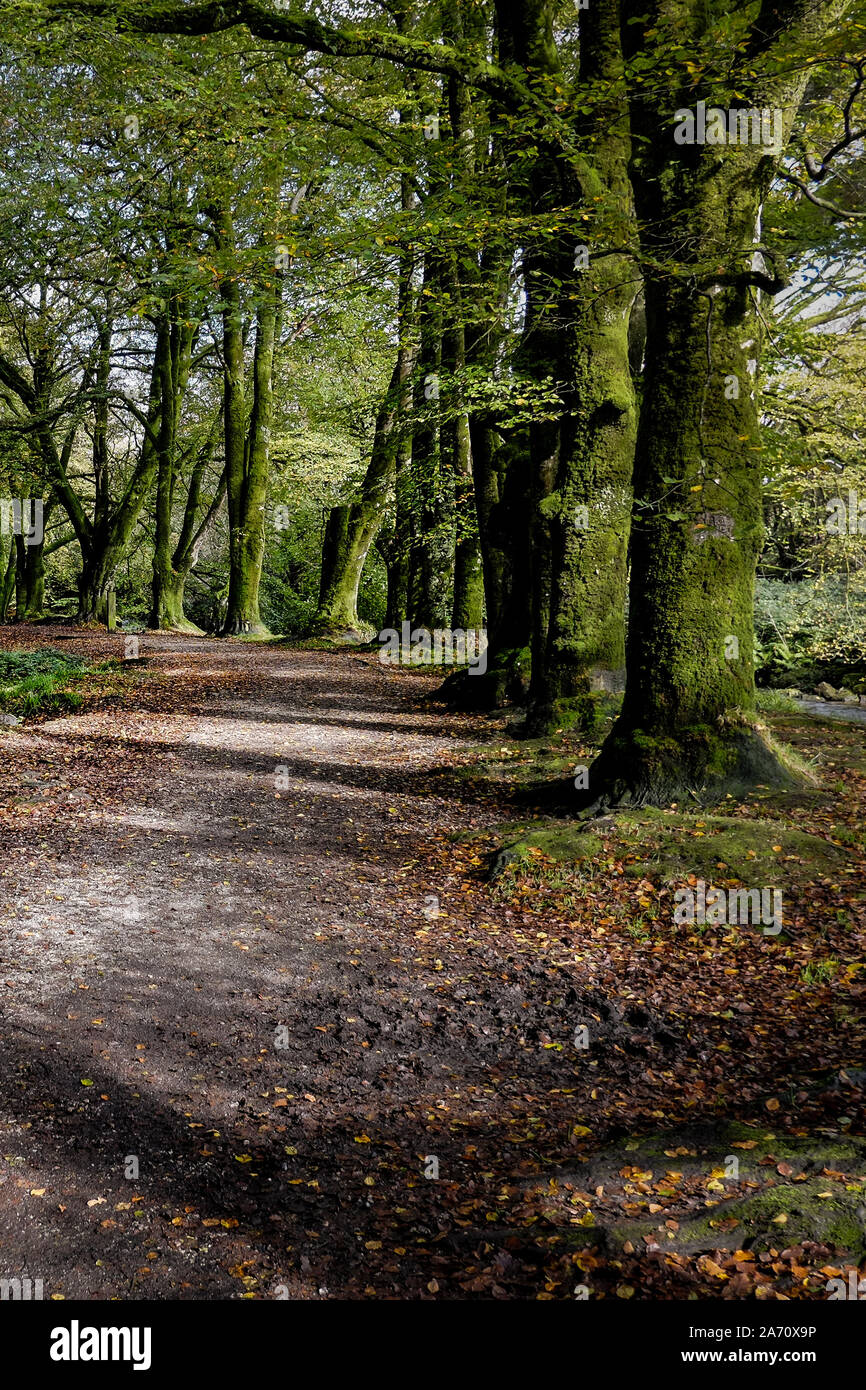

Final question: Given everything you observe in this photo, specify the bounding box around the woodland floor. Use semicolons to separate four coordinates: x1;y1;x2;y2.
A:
0;627;864;1301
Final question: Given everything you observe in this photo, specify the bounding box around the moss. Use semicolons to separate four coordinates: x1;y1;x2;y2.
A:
308;621;376;645
524;691;621;739
567;1125;866;1257
437;646;531;710
611;1177;866;1258
612;810;845;890
583;716;815;811
492;825;603;876
486;808;845;895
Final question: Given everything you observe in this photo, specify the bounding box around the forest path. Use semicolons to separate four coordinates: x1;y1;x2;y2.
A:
1;632;862;1301
0;632;580;1299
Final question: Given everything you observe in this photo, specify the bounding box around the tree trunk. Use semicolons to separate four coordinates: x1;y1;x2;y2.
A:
502;0;637;735
0;543;15;621
220;234;279;637
78;544;122;624
442;6;484;635
13;496;52;621
313;358;402;639
444;325;483;631
407;248;452;630
150;300;203;632
586;0;828;805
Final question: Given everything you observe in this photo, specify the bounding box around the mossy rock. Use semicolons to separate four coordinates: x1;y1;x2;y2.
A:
490;823;602;878
611;809;848;891
488;809;848;896
561;1122;866;1258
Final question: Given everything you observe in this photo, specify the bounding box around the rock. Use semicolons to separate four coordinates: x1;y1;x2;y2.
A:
839;688;859;702
815;681;842;700
783;687;802;698
0;713;22;726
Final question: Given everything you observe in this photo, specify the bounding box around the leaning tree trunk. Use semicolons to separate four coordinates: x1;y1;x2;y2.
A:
313;358;402;639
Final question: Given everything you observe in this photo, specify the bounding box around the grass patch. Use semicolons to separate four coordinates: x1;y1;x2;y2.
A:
755;687;799;714
0;648;137;720
0;648;90;717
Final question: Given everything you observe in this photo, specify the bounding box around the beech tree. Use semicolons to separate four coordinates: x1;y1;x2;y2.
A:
4;0;865;808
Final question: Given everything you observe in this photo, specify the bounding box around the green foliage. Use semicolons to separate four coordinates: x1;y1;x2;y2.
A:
755;577;866;687
0;647;89;715
754;687;798;714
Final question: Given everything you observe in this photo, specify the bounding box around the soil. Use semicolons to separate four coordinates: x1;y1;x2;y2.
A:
0;628;863;1301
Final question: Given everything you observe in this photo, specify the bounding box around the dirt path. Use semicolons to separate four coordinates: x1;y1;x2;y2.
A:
0;634;607;1300
0;633;863;1301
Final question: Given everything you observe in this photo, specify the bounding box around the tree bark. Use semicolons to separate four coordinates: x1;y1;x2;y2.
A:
585;0;837;805
495;0;637;734
314;357;403;638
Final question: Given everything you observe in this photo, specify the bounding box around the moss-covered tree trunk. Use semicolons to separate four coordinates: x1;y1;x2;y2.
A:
220;258;253;635
444;296;483;633
0;543;15;621
150;294;204;632
497;0;637;735
586;0;838;805
588;274;770;801
443;1;484;635
77;531;126;624
314;358;403;639
13;494;53;621
407;247;453;630
379;71;417;633
217;208;280;638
